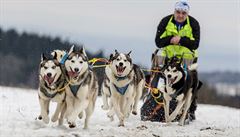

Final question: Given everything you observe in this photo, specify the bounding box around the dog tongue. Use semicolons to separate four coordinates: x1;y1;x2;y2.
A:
68;71;78;78
44;76;54;85
168;78;175;85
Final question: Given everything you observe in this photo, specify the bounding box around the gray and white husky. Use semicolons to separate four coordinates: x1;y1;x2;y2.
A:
63;46;98;129
106;50;145;126
163;57;201;126
38;53;66;125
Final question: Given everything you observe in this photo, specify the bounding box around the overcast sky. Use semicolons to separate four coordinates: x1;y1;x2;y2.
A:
0;0;239;72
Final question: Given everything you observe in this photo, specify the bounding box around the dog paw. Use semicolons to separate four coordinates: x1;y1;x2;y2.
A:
78;112;83;119
51;115;58;122
101;105;109;110
58;118;64;126
42;116;49;124
68;122;76;128
118;123;125;127
132;111;137;115
37;115;42;120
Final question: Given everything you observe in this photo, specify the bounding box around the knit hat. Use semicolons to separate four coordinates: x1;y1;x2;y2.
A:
175;0;190;13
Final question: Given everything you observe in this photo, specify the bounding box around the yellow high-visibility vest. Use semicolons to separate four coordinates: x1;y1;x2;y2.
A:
160;16;198;59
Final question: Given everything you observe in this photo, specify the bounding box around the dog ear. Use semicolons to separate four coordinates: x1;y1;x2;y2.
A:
109;53;114;61
80;46;87;57
52;52;57;60
41;53;47;62
68;45;75;55
127;51;132;57
114;49;119;55
154;49;159;55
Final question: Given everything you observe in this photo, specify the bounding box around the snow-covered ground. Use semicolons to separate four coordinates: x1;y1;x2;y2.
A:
0;86;239;137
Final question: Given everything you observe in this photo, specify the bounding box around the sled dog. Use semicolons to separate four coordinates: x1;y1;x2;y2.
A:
38;53;66;125
64;45;98;129
106;50;145;126
163;57;201;126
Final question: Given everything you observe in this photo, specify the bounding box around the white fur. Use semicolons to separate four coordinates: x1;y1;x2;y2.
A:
64;47;98;129
38;60;66;126
106;53;144;126
163;65;194;126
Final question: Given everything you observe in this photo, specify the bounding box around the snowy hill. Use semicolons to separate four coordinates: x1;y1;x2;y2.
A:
0;86;239;137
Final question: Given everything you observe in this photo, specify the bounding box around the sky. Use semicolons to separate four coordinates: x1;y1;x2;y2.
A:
0;0;239;72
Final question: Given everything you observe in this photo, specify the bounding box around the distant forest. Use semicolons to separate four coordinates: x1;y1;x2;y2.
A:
0;27;239;108
0;27;105;89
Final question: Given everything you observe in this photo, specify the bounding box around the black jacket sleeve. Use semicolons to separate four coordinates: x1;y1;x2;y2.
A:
155;15;173;48
155;15;200;51
179;16;200;50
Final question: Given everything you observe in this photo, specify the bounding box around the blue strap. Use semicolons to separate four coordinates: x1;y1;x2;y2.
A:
113;84;129;95
60;53;68;64
69;84;81;96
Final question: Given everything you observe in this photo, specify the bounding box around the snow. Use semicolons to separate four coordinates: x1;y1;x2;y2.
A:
0;86;239;137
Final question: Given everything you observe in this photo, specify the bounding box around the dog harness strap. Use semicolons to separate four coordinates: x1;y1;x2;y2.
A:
60;53;68;64
69;84;82;96
113;84;129;95
40;87;59;98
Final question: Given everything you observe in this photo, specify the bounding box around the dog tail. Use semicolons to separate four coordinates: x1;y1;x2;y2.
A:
188;63;198;71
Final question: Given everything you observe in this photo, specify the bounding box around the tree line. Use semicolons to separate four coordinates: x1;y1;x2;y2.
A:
0;27;239;108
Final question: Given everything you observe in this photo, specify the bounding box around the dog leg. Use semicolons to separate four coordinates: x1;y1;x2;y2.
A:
58;102;66;125
168;100;185;122
83;100;95;129
132;81;144;115
112;97;124;126
163;93;171;123
101;86;110;110
107;103;115;121
65;96;77;128
51;102;64;122
68;99;89;127
39;98;50;124
123;97;135;118
179;91;192;126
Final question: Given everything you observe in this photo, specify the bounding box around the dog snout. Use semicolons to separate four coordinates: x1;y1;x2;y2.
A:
47;73;52;77
119;62;123;67
167;74;172;78
74;68;79;72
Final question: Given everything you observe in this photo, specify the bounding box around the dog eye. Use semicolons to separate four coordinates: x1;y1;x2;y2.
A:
80;61;83;64
173;70;177;72
71;60;75;63
117;58;120;61
44;66;48;69
52;66;56;69
167;68;170;71
124;59;127;62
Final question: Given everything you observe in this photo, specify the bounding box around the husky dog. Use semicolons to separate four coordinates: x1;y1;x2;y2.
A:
106;50;145;126
163;57;201;126
38;53;66;125
51;50;67;63
63;46;98;129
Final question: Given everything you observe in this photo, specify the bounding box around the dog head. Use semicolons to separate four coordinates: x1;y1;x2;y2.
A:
40;53;62;87
163;57;184;86
64;45;89;80
109;50;133;77
51;50;67;63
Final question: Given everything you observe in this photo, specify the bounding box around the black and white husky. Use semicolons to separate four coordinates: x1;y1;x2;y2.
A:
63;46;98;129
163;57;201;126
38;53;66;125
106;50;145;126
